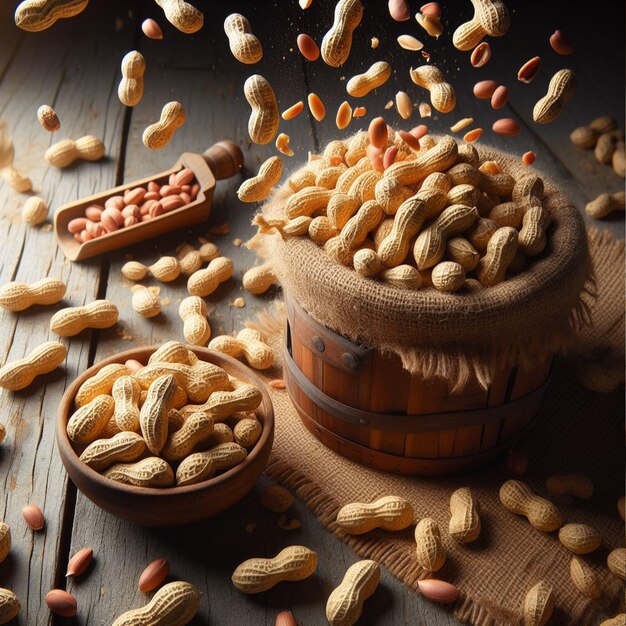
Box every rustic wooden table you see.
[0,1,623,624]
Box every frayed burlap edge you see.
[248,137,595,393]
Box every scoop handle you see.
[202,140,244,180]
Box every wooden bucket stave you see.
[283,293,551,476]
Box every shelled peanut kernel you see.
[67,342,264,488]
[67,168,199,243]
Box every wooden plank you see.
[297,344,325,428]
[404,374,447,458]
[322,361,360,441]
[368,352,410,413]
[367,353,408,456]
[404,430,440,459]
[438,430,458,459]
[368,428,407,456]
[299,344,317,383]
[481,366,511,451]
[357,357,373,408]
[499,354,553,444]
[321,354,356,406]
[442,374,489,412]
[446,378,487,457]
[407,373,450,414]
[450,424,483,457]
[356,361,374,445]
[288,320,318,429]
[295,382,316,428]
[0,2,136,623]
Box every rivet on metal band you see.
[311,335,325,352]
[342,352,358,369]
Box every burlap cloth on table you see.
[247,231,624,625]
[248,138,594,393]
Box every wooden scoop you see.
[54,140,244,261]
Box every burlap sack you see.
[249,136,594,391]
[246,227,625,626]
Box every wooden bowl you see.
[55,346,274,527]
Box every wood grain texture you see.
[0,1,136,623]
[0,0,620,624]
[63,1,374,623]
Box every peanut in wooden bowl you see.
[55,346,274,527]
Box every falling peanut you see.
[321,0,364,68]
[15,0,89,31]
[346,61,392,98]
[224,13,263,64]
[237,156,282,202]
[154,0,203,34]
[118,50,145,107]
[409,65,456,113]
[244,75,279,144]
[533,69,576,124]
[452,0,510,51]
[142,101,186,150]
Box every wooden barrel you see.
[282,293,552,476]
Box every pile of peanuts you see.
[231,472,625,625]
[253,129,549,293]
[66,167,199,243]
[2,470,622,625]
[65,341,264,488]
